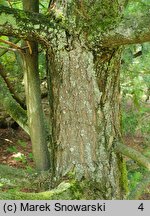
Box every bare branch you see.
[0,45,17,52]
[0,38,20,57]
[0,38,22,50]
[7,0,13,8]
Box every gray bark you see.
[0,1,150,199]
[46,36,127,199]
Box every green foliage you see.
[128,170,143,190]
[0,0,9,7]
[8,0,22,9]
[0,164,36,193]
[121,43,150,138]
[121,41,150,198]
[124,0,150,16]
[5,138,33,168]
[0,178,12,188]
[13,153,27,164]
[122,104,150,139]
[0,164,26,178]
[6,145,18,153]
[122,109,138,135]
[121,44,150,101]
[28,152,33,160]
[69,180,82,199]
[17,139,27,148]
[0,37,25,98]
[127,157,149,193]
[0,165,87,200]
[143,148,150,158]
[0,164,28,192]
[39,0,49,13]
[127,164,148,194]
[25,165,34,174]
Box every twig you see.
[0,38,20,57]
[0,45,17,52]
[7,0,13,8]
[26,41,32,55]
[0,38,22,50]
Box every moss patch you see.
[0,165,83,200]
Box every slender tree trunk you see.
[22,0,50,171]
[47,37,128,199]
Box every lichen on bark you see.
[2,0,150,199]
[46,30,127,198]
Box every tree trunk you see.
[22,0,50,171]
[47,37,128,199]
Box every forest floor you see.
[0,127,34,169]
[0,126,150,199]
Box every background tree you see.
[22,0,50,171]
[0,0,150,199]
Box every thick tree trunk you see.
[47,38,128,199]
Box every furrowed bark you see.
[47,35,128,199]
[0,1,150,200]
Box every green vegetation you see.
[121,42,150,198]
[0,164,82,200]
[0,0,150,199]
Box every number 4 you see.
[138,203,144,211]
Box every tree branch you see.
[0,38,22,50]
[1,5,150,48]
[0,45,17,52]
[115,142,150,171]
[0,63,26,110]
[0,73,29,134]
[0,38,20,57]
[0,5,55,47]
[102,11,150,47]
